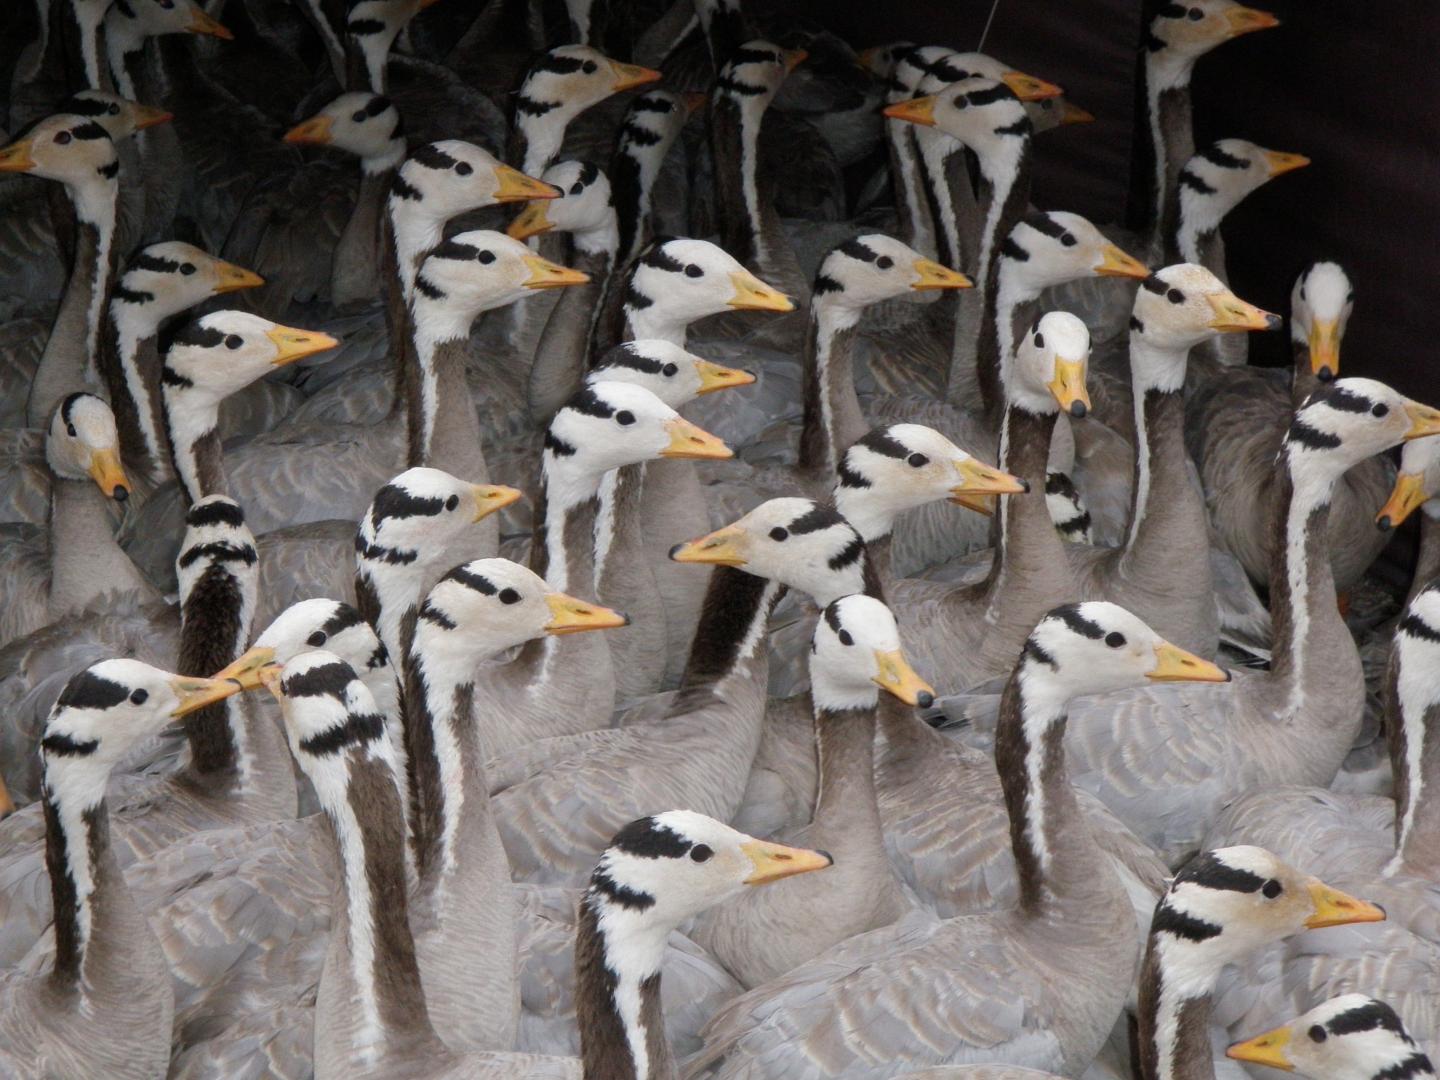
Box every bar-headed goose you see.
[1228,996,1435,1080]
[690,602,1226,1079]
[0,659,247,1080]
[611,88,694,267]
[1377,435,1440,603]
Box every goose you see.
[687,601,1228,1080]
[1039,379,1440,865]
[1227,996,1435,1080]
[611,87,695,267]
[342,0,441,92]
[1376,435,1440,602]
[0,659,248,1080]
[264,648,828,1079]
[1189,262,1392,593]
[690,593,931,989]
[1131,847,1385,1080]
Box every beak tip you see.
[1377,516,1393,532]
[1264,314,1284,332]
[113,485,129,502]
[915,691,934,709]
[1316,366,1334,382]
[1069,401,1088,419]
[667,542,685,561]
[1018,478,1032,494]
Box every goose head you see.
[507,160,616,249]
[0,114,117,220]
[391,141,558,218]
[516,46,661,133]
[588,341,755,409]
[115,242,263,327]
[1292,261,1354,385]
[1131,265,1278,379]
[545,381,732,481]
[1179,139,1309,239]
[882,76,1030,160]
[104,0,232,56]
[714,40,806,113]
[46,393,130,501]
[58,91,172,140]
[835,423,1027,540]
[813,234,971,317]
[357,467,521,565]
[163,311,338,411]
[1377,435,1440,531]
[857,41,916,86]
[670,497,868,606]
[1146,0,1278,88]
[628,237,794,329]
[284,92,405,174]
[912,50,1061,104]
[175,496,257,609]
[1008,311,1092,418]
[1286,379,1440,484]
[812,594,934,710]
[1228,995,1434,1080]
[1146,846,1383,983]
[346,0,437,88]
[1002,211,1150,292]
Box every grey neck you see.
[1386,643,1440,876]
[797,302,865,477]
[48,477,155,616]
[529,244,613,424]
[812,702,883,837]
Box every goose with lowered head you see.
[1376,434,1440,602]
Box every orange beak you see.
[283,114,334,145]
[187,4,233,39]
[132,104,174,130]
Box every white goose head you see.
[627,237,793,330]
[1145,0,1278,88]
[357,467,521,566]
[391,141,558,219]
[812,594,934,710]
[1228,995,1434,1080]
[1377,435,1440,532]
[46,393,130,501]
[882,76,1030,160]
[507,160,615,250]
[114,242,263,327]
[911,50,1061,104]
[246,599,391,678]
[545,381,732,479]
[835,423,1026,541]
[0,114,118,220]
[812,234,971,314]
[1001,211,1150,293]
[515,46,661,138]
[103,0,231,68]
[283,92,405,174]
[1132,264,1279,369]
[1179,139,1309,240]
[1292,261,1354,385]
[670,497,868,606]
[616,87,691,162]
[58,91,172,141]
[588,341,754,409]
[1009,310,1092,418]
[163,311,338,409]
[1285,379,1440,487]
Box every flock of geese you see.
[0,0,1437,1077]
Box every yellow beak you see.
[1303,878,1386,929]
[131,104,173,130]
[210,259,265,294]
[1226,1026,1294,1072]
[871,649,934,706]
[951,493,995,516]
[1059,100,1095,125]
[782,48,808,73]
[1095,244,1150,279]
[170,675,247,718]
[661,416,733,460]
[1376,471,1428,531]
[1000,70,1063,102]
[727,270,794,313]
[207,645,279,691]
[507,201,554,240]
[265,325,339,366]
[1147,641,1231,683]
[1225,5,1280,36]
[882,95,937,126]
[543,592,629,635]
[87,447,131,500]
[609,60,663,92]
[740,839,833,885]
[1307,318,1340,379]
[493,165,561,203]
[283,114,334,145]
[694,359,756,395]
[1046,357,1091,418]
[1403,399,1440,441]
[1206,291,1281,333]
[951,457,1028,498]
[669,524,748,566]
[521,254,590,289]
[471,484,522,521]
[187,4,233,38]
[1263,149,1310,177]
[911,259,973,291]
[0,138,36,173]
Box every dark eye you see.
[1308,1026,1327,1043]
[1034,332,1045,349]
[582,60,598,74]
[569,181,584,195]
[66,423,78,437]
[130,688,148,704]
[685,264,703,278]
[180,262,195,275]
[225,334,242,349]
[55,131,72,145]
[1061,233,1077,247]
[1187,6,1203,18]
[499,587,521,604]
[907,453,928,468]
[352,110,367,123]
[769,527,788,541]
[661,362,678,377]
[1262,879,1283,898]
[690,843,713,862]
[1105,632,1126,648]
[953,95,968,109]
[616,410,635,426]
[838,629,854,646]
[455,161,472,176]
[307,631,327,647]
[445,494,459,510]
[477,250,495,264]
[876,255,893,270]
[1167,289,1185,304]
[108,103,120,115]
[1372,403,1389,418]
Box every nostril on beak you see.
[1069,401,1087,419]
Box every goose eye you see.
[1308,1025,1327,1043]
[1166,288,1185,304]
[1262,878,1282,898]
[130,688,148,704]
[1061,233,1077,247]
[616,410,635,426]
[1187,6,1203,18]
[1372,403,1389,418]
[55,131,72,145]
[477,250,495,264]
[455,161,473,176]
[66,423,78,437]
[352,110,367,123]
[1104,632,1126,648]
[180,262,195,275]
[499,587,521,604]
[582,60,598,74]
[159,0,174,8]
[569,181,584,195]
[307,631,327,647]
[225,334,242,349]
[690,843,713,862]
[685,264,703,278]
[108,103,120,115]
[769,526,788,541]
[837,629,854,646]
[661,363,678,377]
[876,255,894,270]
[907,452,928,468]
[445,494,459,510]
[1034,332,1045,348]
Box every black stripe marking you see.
[418,602,456,630]
[1375,1056,1434,1080]
[1000,236,1030,262]
[544,430,576,456]
[111,284,154,305]
[1200,144,1250,170]
[410,143,460,171]
[42,732,101,757]
[59,392,89,426]
[282,660,357,700]
[1329,999,1408,1037]
[812,273,843,295]
[370,484,446,523]
[132,252,184,276]
[299,711,385,756]
[828,536,864,571]
[1057,512,1092,536]
[354,536,419,565]
[788,504,845,535]
[1150,900,1222,942]
[169,322,228,350]
[177,540,257,570]
[596,343,665,375]
[57,669,131,711]
[623,280,653,311]
[1180,850,1265,893]
[837,237,880,263]
[621,121,663,148]
[1022,637,1058,670]
[412,275,444,301]
[565,385,616,420]
[391,173,421,200]
[576,160,600,187]
[529,52,586,76]
[837,460,871,488]
[185,499,246,528]
[1140,275,1169,296]
[445,565,498,595]
[346,17,385,35]
[854,428,909,460]
[590,867,655,911]
[993,118,1031,137]
[1130,316,1145,334]
[964,84,1017,108]
[630,96,675,114]
[364,95,392,118]
[320,603,367,639]
[1049,603,1105,640]
[70,121,108,140]
[96,160,119,179]
[1398,612,1440,645]
[1287,417,1343,451]
[160,365,193,389]
[1322,385,1377,414]
[611,816,692,858]
[640,242,686,274]
[515,95,559,117]
[1177,169,1216,195]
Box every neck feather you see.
[798,303,863,476]
[576,896,674,1080]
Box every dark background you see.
[777,0,1440,402]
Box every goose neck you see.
[679,566,783,690]
[177,563,257,783]
[1387,634,1440,876]
[533,471,601,596]
[977,257,1037,418]
[1124,342,1192,555]
[622,296,689,345]
[1289,340,1322,409]
[354,550,428,673]
[709,94,764,268]
[812,702,882,829]
[798,301,864,476]
[1146,66,1194,257]
[387,198,446,301]
[162,386,225,503]
[102,16,146,96]
[46,477,147,617]
[983,404,1062,599]
[108,300,171,483]
[515,107,573,177]
[576,895,675,1080]
[1138,940,1223,1080]
[43,781,107,986]
[973,137,1030,294]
